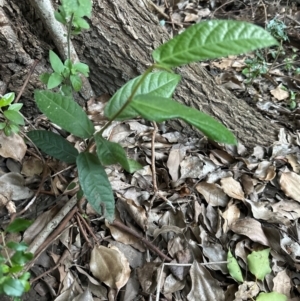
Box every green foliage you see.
[152,20,278,68]
[27,130,79,163]
[0,92,24,136]
[31,0,278,223]
[227,249,287,300]
[34,90,94,139]
[0,219,33,300]
[77,153,115,222]
[242,53,268,82]
[256,292,287,301]
[227,250,243,282]
[266,18,288,42]
[247,248,271,280]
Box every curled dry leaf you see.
[220,177,245,201]
[0,132,27,161]
[222,200,240,232]
[279,172,300,202]
[196,182,229,207]
[90,245,131,290]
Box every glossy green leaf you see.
[34,90,94,138]
[0,92,15,107]
[152,20,278,68]
[130,95,236,144]
[227,250,243,282]
[3,278,24,297]
[256,292,287,301]
[27,130,78,163]
[3,110,24,125]
[247,248,271,280]
[77,153,115,222]
[6,219,32,233]
[49,50,64,74]
[6,242,28,252]
[47,72,63,89]
[104,71,181,120]
[95,133,142,173]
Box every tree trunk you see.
[1,0,280,149]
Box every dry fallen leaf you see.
[279,172,300,202]
[196,182,229,207]
[0,132,27,161]
[220,177,245,201]
[90,245,131,290]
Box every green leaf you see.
[9,265,24,273]
[130,95,236,144]
[47,72,63,89]
[104,71,181,120]
[0,92,15,107]
[77,153,115,222]
[3,110,24,125]
[256,292,287,301]
[49,50,65,74]
[39,73,51,84]
[27,130,78,164]
[247,248,271,280]
[95,133,142,173]
[6,242,28,252]
[62,0,79,17]
[54,11,66,24]
[6,219,32,233]
[152,20,278,68]
[11,251,33,266]
[77,0,92,17]
[73,17,90,30]
[3,278,24,297]
[34,90,94,139]
[0,122,6,130]
[227,250,243,282]
[9,124,20,134]
[73,62,89,76]
[70,74,82,91]
[9,103,23,111]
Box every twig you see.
[75,213,92,248]
[111,219,172,262]
[151,122,158,191]
[14,59,39,104]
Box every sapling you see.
[28,0,278,223]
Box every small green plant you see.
[266,18,288,42]
[242,52,269,83]
[227,249,287,301]
[27,0,278,222]
[0,93,24,136]
[0,219,33,301]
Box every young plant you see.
[0,219,33,301]
[227,249,287,301]
[27,0,278,222]
[0,93,24,136]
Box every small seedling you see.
[27,0,278,223]
[227,249,287,301]
[0,93,24,136]
[0,218,33,301]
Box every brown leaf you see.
[279,172,300,202]
[90,245,131,290]
[0,132,26,161]
[230,218,269,246]
[187,261,225,301]
[196,182,229,207]
[220,177,245,201]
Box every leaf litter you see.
[1,0,300,300]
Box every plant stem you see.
[67,14,74,62]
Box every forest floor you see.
[1,0,300,300]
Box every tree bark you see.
[1,0,281,149]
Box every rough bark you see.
[1,0,281,148]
